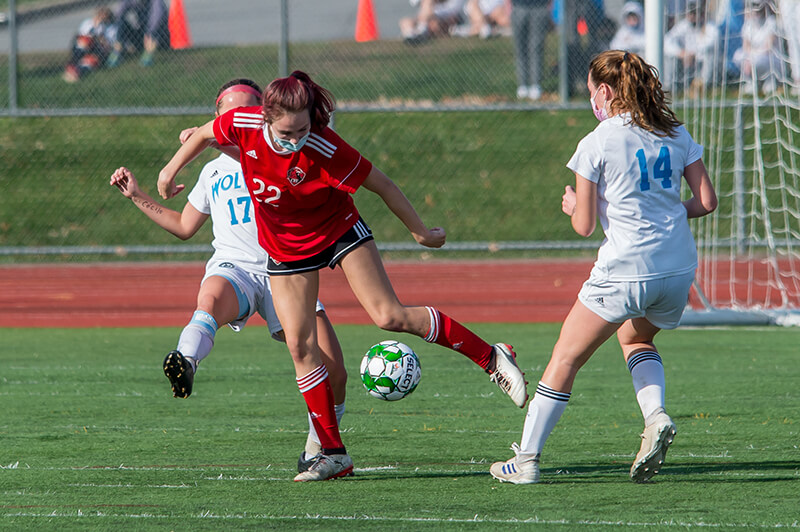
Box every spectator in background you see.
[733,0,784,94]
[609,1,646,56]
[106,0,169,67]
[715,0,745,79]
[62,6,116,83]
[663,0,721,93]
[399,0,466,44]
[666,0,688,29]
[452,0,512,38]
[779,0,800,94]
[510,0,552,101]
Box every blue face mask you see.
[271,126,310,152]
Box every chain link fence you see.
[0,0,697,262]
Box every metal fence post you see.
[558,0,568,103]
[279,0,289,77]
[8,0,18,114]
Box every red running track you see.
[0,260,595,328]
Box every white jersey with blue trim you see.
[187,154,268,275]
[566,113,704,281]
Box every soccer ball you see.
[360,341,421,401]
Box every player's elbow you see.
[572,218,595,238]
[702,194,718,215]
[171,227,197,241]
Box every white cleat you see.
[293,453,354,482]
[489,343,529,408]
[490,443,540,484]
[630,409,677,483]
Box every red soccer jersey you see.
[213,106,373,262]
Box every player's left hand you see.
[157,168,185,199]
[179,127,199,144]
[415,226,446,248]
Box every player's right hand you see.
[415,226,446,248]
[110,167,139,199]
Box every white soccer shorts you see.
[577,270,695,330]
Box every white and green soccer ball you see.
[360,340,421,401]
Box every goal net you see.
[665,0,800,325]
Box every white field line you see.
[8,462,796,479]
[65,483,194,489]
[2,511,799,528]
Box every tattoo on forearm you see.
[133,196,164,215]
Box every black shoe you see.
[297,451,319,473]
[163,350,194,398]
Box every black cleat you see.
[163,350,194,398]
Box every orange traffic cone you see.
[355,0,379,42]
[169,0,192,50]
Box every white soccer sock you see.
[306,402,345,457]
[519,382,570,456]
[627,350,665,422]
[176,310,218,370]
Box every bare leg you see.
[540,300,621,392]
[338,241,430,335]
[270,271,323,375]
[196,275,241,326]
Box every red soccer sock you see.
[423,306,493,370]
[297,365,344,452]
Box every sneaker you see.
[490,443,540,484]
[293,453,354,482]
[105,50,121,68]
[297,451,318,473]
[449,24,473,38]
[140,51,154,67]
[163,350,195,398]
[630,409,676,483]
[488,343,529,408]
[403,29,430,45]
[526,85,542,101]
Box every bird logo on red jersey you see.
[287,167,306,186]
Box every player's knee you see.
[283,335,312,362]
[372,311,406,332]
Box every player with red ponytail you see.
[157,70,528,482]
